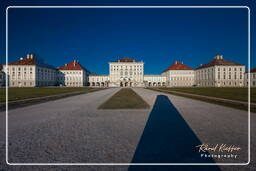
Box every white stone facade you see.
[108,58,144,87]
[58,60,90,87]
[89,75,109,87]
[2,55,248,88]
[87,56,246,88]
[3,54,57,87]
[195,55,245,87]
[58,70,87,87]
[166,70,194,87]
[144,75,166,87]
[245,69,256,87]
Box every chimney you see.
[27,54,30,59]
[65,64,67,66]
[215,55,223,60]
[200,64,203,66]
[175,61,177,64]
[30,54,34,59]
[20,57,23,60]
[182,61,183,64]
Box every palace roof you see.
[163,61,193,72]
[195,55,242,70]
[251,68,256,73]
[6,54,56,69]
[9,57,36,65]
[246,68,256,73]
[113,57,140,63]
[58,60,85,70]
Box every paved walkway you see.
[0,88,254,171]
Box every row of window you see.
[170,71,193,74]
[10,81,34,86]
[10,76,33,80]
[246,73,256,79]
[199,81,243,86]
[61,71,83,74]
[217,73,243,80]
[197,72,243,80]
[62,77,82,81]
[217,67,243,72]
[170,77,193,81]
[111,68,142,71]
[246,81,256,86]
[197,67,243,73]
[37,69,55,74]
[7,67,33,71]
[111,65,142,69]
[119,72,142,75]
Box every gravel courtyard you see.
[0,88,254,171]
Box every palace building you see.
[58,60,90,87]
[2,54,57,87]
[108,58,144,87]
[162,61,194,87]
[1,54,247,88]
[195,55,245,87]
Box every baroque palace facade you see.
[1,53,255,88]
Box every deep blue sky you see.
[0,0,254,75]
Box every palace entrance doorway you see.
[120,82,133,87]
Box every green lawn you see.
[0,87,98,102]
[157,87,255,103]
[149,87,256,112]
[99,88,149,109]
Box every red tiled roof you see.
[59,61,85,70]
[246,68,256,73]
[195,58,242,70]
[250,68,256,73]
[114,57,140,62]
[8,57,36,65]
[5,56,56,69]
[163,61,193,72]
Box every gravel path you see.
[0,87,254,171]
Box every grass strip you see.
[157,87,255,103]
[148,88,256,113]
[99,88,149,109]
